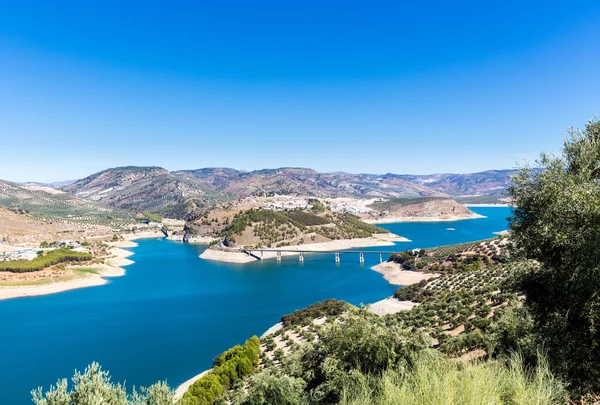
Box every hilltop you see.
[363,197,481,223]
[391,169,516,196]
[62,166,224,219]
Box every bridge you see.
[242,248,396,263]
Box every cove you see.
[0,206,510,404]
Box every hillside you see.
[0,179,134,226]
[63,166,225,219]
[177,167,444,198]
[391,169,517,196]
[363,197,479,222]
[0,206,115,246]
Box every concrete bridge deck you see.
[243,248,397,263]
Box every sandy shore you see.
[167,234,215,244]
[465,204,510,207]
[199,233,410,263]
[0,245,134,301]
[367,297,418,316]
[371,261,439,286]
[125,231,164,240]
[174,369,212,401]
[364,213,485,224]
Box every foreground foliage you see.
[340,352,566,405]
[509,118,600,393]
[180,336,260,405]
[31,362,173,405]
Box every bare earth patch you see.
[367,297,418,316]
[371,261,440,286]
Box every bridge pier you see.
[379,253,382,263]
[299,252,304,262]
[277,251,281,261]
[359,252,364,263]
[261,250,263,258]
[335,253,340,263]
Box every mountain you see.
[20,180,77,189]
[62,166,224,218]
[176,167,444,198]
[390,169,517,196]
[54,166,517,220]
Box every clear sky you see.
[1,1,600,182]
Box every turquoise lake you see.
[0,207,510,404]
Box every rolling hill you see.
[62,166,225,219]
[0,179,134,225]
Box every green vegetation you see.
[220,208,387,248]
[286,211,330,226]
[281,299,348,327]
[308,198,327,212]
[180,336,260,405]
[142,212,162,223]
[509,117,600,393]
[389,237,508,273]
[341,352,565,405]
[31,362,173,405]
[0,248,92,273]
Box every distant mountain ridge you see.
[57,166,515,219]
[390,170,516,196]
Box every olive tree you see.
[508,117,600,392]
[31,362,173,405]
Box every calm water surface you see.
[0,207,510,404]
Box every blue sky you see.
[1,1,600,182]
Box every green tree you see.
[31,362,173,405]
[233,369,306,405]
[508,117,600,392]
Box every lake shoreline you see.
[0,232,164,301]
[363,213,485,224]
[370,261,440,286]
[199,233,410,263]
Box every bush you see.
[233,369,306,405]
[183,336,260,404]
[281,300,348,327]
[340,352,566,405]
[31,362,173,405]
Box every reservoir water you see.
[0,207,510,404]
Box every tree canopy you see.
[509,118,600,392]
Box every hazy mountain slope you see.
[390,170,517,196]
[0,179,133,224]
[62,166,222,218]
[20,180,77,188]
